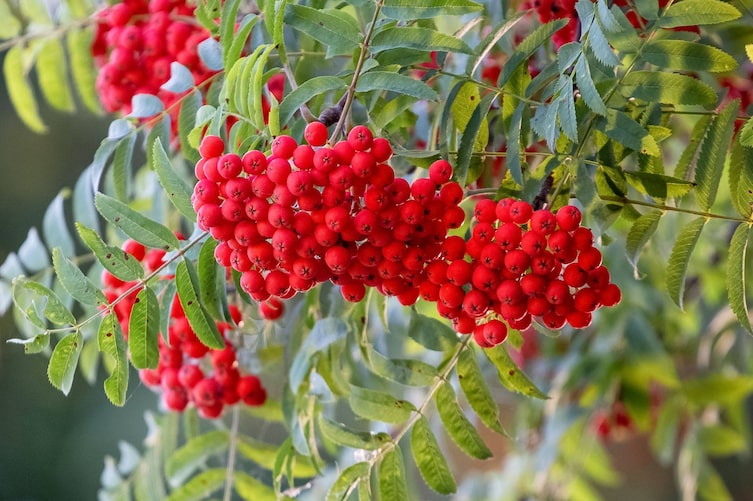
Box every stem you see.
[222,405,241,501]
[0,16,97,53]
[329,0,384,142]
[598,195,751,223]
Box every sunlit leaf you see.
[318,416,391,450]
[382,0,482,19]
[52,248,107,306]
[95,193,181,251]
[371,27,472,54]
[457,348,504,434]
[484,343,548,399]
[175,259,225,349]
[349,385,416,424]
[657,0,740,28]
[620,71,717,108]
[694,100,737,211]
[128,287,160,370]
[284,5,361,56]
[165,430,229,487]
[435,381,493,459]
[76,223,144,281]
[165,468,225,501]
[726,223,752,333]
[4,45,47,133]
[410,415,456,494]
[35,37,75,112]
[666,216,706,310]
[325,462,369,501]
[356,71,439,101]
[625,209,662,274]
[641,41,737,73]
[152,138,196,222]
[98,312,129,406]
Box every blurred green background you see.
[0,75,155,500]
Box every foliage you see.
[2,0,753,500]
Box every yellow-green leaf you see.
[4,45,47,133]
[35,37,75,112]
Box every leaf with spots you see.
[76,223,144,281]
[666,216,706,310]
[407,310,459,351]
[52,247,107,307]
[349,385,416,424]
[165,468,226,501]
[318,416,392,450]
[457,348,505,434]
[325,461,370,501]
[98,312,129,406]
[435,381,493,460]
[364,344,438,387]
[726,223,752,334]
[4,45,47,133]
[94,193,180,251]
[175,259,224,350]
[12,276,76,327]
[233,471,276,501]
[484,343,548,399]
[47,330,83,395]
[410,415,457,494]
[128,286,160,370]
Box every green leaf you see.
[697,459,732,501]
[455,92,495,185]
[506,101,525,186]
[699,424,748,457]
[740,117,753,149]
[0,1,21,38]
[729,140,753,218]
[98,312,129,406]
[227,14,259,70]
[484,343,548,399]
[95,193,181,251]
[198,38,223,71]
[284,5,361,56]
[650,397,681,464]
[165,430,229,487]
[365,345,438,386]
[52,247,107,306]
[67,28,101,114]
[694,100,737,211]
[349,385,416,424]
[7,333,50,355]
[382,0,482,19]
[234,472,276,501]
[666,216,706,309]
[319,416,391,450]
[128,287,161,370]
[468,14,526,76]
[175,259,225,349]
[620,71,717,108]
[436,381,493,460]
[675,114,712,180]
[410,415,456,494]
[574,54,607,115]
[76,223,144,281]
[378,446,409,500]
[640,41,737,73]
[356,71,439,101]
[129,94,164,118]
[498,19,568,86]
[4,45,47,133]
[238,435,316,477]
[594,109,659,156]
[18,227,49,272]
[407,310,459,351]
[683,374,753,407]
[371,27,472,54]
[624,171,695,199]
[152,138,196,222]
[625,209,662,274]
[179,90,202,164]
[165,468,225,501]
[456,348,504,434]
[48,330,83,395]
[43,190,75,258]
[326,462,369,501]
[220,0,242,65]
[73,166,101,234]
[657,0,740,28]
[726,223,752,333]
[197,238,223,320]
[289,317,348,393]
[279,77,346,126]
[13,276,76,327]
[35,37,75,112]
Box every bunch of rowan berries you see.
[92,0,217,115]
[434,198,622,347]
[101,238,267,419]
[192,124,466,314]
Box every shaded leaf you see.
[198,37,223,71]
[410,416,456,494]
[52,247,107,306]
[382,0,482,19]
[657,0,740,28]
[18,227,50,273]
[457,348,504,434]
[694,100,737,211]
[625,209,662,273]
[574,53,607,115]
[234,472,276,501]
[279,77,346,125]
[161,62,195,93]
[43,190,75,258]
[284,5,361,56]
[13,276,76,327]
[349,385,416,424]
[371,27,472,54]
[319,416,391,450]
[129,94,164,118]
[76,223,144,281]
[666,216,706,310]
[165,468,225,501]
[498,19,568,86]
[175,259,225,349]
[48,330,83,395]
[165,430,229,487]
[594,109,659,156]
[289,317,348,393]
[455,92,495,185]
[326,462,369,501]
[152,138,196,221]
[620,71,717,108]
[624,171,695,199]
[378,446,409,500]
[366,345,438,386]
[407,310,459,351]
[356,71,439,101]
[699,424,748,457]
[726,223,752,333]
[641,41,737,73]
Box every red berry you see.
[347,125,373,151]
[199,135,225,158]
[304,121,328,146]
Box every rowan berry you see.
[304,121,328,147]
[347,125,373,151]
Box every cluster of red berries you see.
[192,124,467,314]
[101,238,266,419]
[437,199,621,347]
[92,0,216,115]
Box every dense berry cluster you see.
[192,124,466,314]
[436,199,621,347]
[92,0,216,115]
[101,239,266,419]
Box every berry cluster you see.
[192,124,466,310]
[101,239,266,419]
[437,199,621,347]
[92,0,216,115]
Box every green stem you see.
[0,16,96,53]
[598,195,751,223]
[329,0,384,143]
[222,405,241,501]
